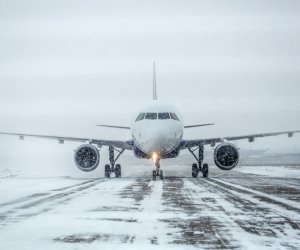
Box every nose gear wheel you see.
[152,158,164,180]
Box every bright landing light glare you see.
[152,152,158,162]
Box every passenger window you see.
[170,113,179,121]
[135,113,145,122]
[145,113,157,120]
[158,113,170,119]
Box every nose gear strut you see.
[152,158,163,180]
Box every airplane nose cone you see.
[138,124,182,155]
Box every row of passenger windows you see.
[135,112,180,121]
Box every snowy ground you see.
[0,166,299,250]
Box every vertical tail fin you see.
[153,61,158,100]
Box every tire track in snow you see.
[54,178,166,246]
[190,178,300,249]
[115,178,169,245]
[0,179,105,228]
[129,180,166,245]
[212,175,300,203]
[0,179,100,208]
[160,177,239,249]
[208,178,300,214]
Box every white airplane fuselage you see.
[131,101,184,159]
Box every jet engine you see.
[74,144,100,172]
[214,143,239,170]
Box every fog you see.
[0,1,300,176]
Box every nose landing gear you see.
[152,159,163,180]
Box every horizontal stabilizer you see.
[96,124,130,130]
[184,123,214,129]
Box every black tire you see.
[203,163,208,178]
[152,170,157,180]
[105,164,111,178]
[159,170,164,180]
[192,163,198,178]
[115,164,121,178]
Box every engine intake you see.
[74,144,100,172]
[214,143,239,170]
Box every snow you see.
[236,165,300,178]
[0,165,299,249]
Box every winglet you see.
[153,61,158,100]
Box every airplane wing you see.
[184,123,214,129]
[96,124,130,129]
[0,132,133,150]
[180,130,300,149]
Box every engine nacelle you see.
[214,143,239,170]
[74,144,100,172]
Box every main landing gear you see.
[152,158,163,181]
[105,146,125,178]
[188,145,209,178]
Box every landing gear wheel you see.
[115,164,121,178]
[105,164,111,178]
[192,163,199,178]
[203,163,208,178]
[159,170,164,180]
[152,170,157,181]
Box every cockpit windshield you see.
[145,113,157,120]
[135,113,145,122]
[170,112,179,121]
[158,113,170,119]
[136,112,179,121]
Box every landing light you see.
[152,152,158,162]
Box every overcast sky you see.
[0,0,300,152]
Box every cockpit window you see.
[145,113,157,120]
[170,112,179,121]
[158,113,170,119]
[135,113,145,122]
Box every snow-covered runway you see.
[0,167,299,250]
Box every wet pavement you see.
[0,168,299,249]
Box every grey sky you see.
[0,0,300,152]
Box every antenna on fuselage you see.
[153,61,158,100]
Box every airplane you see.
[0,62,299,180]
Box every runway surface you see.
[0,166,299,250]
